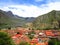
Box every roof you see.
[30,38,38,44]
[45,31,54,36]
[36,43,47,45]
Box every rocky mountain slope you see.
[32,10,60,30]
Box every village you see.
[1,27,60,45]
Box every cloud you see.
[0,5,42,17]
[42,2,60,10]
[8,5,42,17]
[0,1,60,17]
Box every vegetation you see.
[28,30,35,39]
[0,10,35,29]
[48,38,60,45]
[19,41,30,45]
[1,9,60,30]
[0,32,15,45]
[32,10,60,30]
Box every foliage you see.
[32,10,60,30]
[0,32,15,45]
[0,10,35,29]
[19,41,30,45]
[28,31,35,39]
[48,38,60,45]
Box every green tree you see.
[48,39,55,45]
[48,39,60,45]
[28,31,35,39]
[0,32,15,45]
[19,41,30,45]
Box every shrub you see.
[19,41,30,45]
[0,32,15,45]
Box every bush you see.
[28,31,35,39]
[0,32,15,45]
[48,39,55,45]
[48,39,60,45]
[19,41,30,45]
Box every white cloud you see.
[0,2,60,17]
[0,5,42,17]
[41,2,60,11]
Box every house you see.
[30,38,39,44]
[45,30,54,37]
[36,42,48,45]
[2,28,60,45]
[12,33,30,45]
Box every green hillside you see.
[32,10,60,30]
[0,10,35,29]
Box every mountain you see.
[0,10,35,29]
[25,17,35,22]
[32,10,60,30]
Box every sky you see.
[0,0,60,17]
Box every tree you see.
[19,41,30,45]
[0,32,15,45]
[28,30,35,39]
[48,38,60,45]
[48,39,55,45]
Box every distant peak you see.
[51,10,56,12]
[51,10,60,12]
[7,11,12,13]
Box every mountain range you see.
[0,10,35,29]
[0,9,60,30]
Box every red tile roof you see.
[30,38,38,44]
[36,43,47,45]
[45,31,54,36]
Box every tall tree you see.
[0,32,15,45]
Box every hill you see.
[32,10,60,30]
[0,10,35,29]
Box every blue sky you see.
[0,0,60,17]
